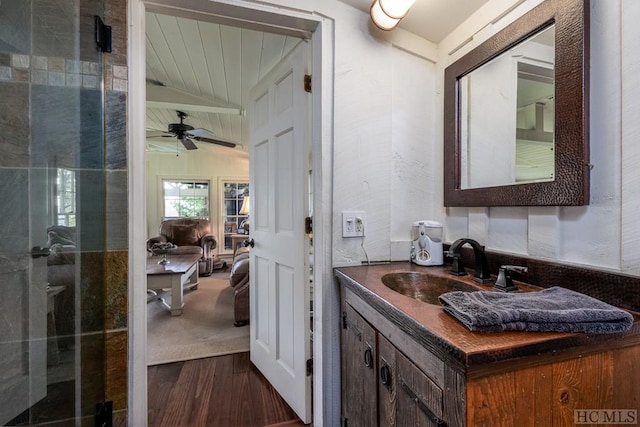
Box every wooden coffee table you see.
[146,253,200,316]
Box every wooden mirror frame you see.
[444,0,590,206]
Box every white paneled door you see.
[248,40,311,423]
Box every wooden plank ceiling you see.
[145,12,300,153]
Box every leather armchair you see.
[147,218,225,276]
[229,246,250,326]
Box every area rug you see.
[147,272,249,366]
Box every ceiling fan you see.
[150,110,237,150]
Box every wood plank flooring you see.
[148,352,308,427]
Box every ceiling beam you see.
[146,84,244,115]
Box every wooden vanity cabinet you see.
[337,265,640,427]
[341,300,451,427]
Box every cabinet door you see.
[378,335,397,427]
[378,335,445,427]
[341,303,377,427]
[396,349,444,426]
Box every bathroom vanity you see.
[335,262,640,427]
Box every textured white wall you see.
[437,0,640,275]
[329,3,438,266]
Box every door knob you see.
[243,238,255,248]
[31,246,51,259]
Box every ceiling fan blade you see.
[180,137,198,150]
[186,128,215,138]
[191,136,237,148]
[146,130,175,138]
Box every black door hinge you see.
[95,400,113,427]
[304,74,312,93]
[306,358,313,376]
[95,16,112,53]
[305,216,313,234]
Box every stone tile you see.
[112,77,127,92]
[105,0,128,66]
[48,57,65,72]
[48,71,65,86]
[12,68,29,82]
[112,410,128,427]
[80,331,106,417]
[30,85,105,168]
[11,54,29,69]
[31,69,48,85]
[82,61,99,75]
[106,90,127,169]
[0,66,11,81]
[33,0,76,59]
[113,65,128,80]
[0,52,10,67]
[0,169,29,252]
[65,59,81,74]
[82,74,98,89]
[79,0,103,62]
[104,250,128,329]
[79,251,106,334]
[0,1,30,54]
[105,329,128,411]
[0,82,29,167]
[66,73,82,87]
[32,55,48,70]
[77,170,106,244]
[106,171,128,250]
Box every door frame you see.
[127,1,337,426]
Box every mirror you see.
[444,0,590,206]
[460,25,555,188]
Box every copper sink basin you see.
[381,272,479,305]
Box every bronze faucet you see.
[447,238,491,283]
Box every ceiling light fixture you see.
[370,0,416,31]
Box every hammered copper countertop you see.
[335,262,640,374]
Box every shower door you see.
[0,1,108,425]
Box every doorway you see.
[131,1,333,425]
[132,2,335,424]
[142,9,302,363]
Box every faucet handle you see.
[494,265,527,292]
[449,254,467,276]
[502,265,528,274]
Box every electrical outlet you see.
[342,211,365,237]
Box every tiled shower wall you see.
[0,0,129,423]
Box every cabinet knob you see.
[363,346,374,368]
[380,364,391,386]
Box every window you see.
[162,179,210,219]
[220,180,249,253]
[55,168,76,226]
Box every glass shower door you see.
[0,1,108,425]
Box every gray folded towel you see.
[438,286,634,333]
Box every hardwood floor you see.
[148,352,308,427]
